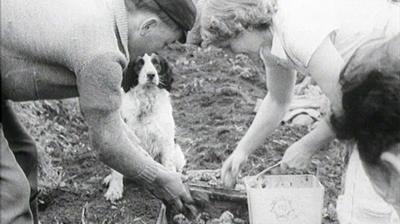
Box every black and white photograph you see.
[1,0,399,223]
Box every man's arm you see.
[74,53,195,214]
[76,53,163,181]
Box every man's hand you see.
[149,169,196,219]
[281,141,314,170]
[221,149,248,189]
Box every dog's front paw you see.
[103,173,124,202]
[102,174,113,186]
[104,181,123,202]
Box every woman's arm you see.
[301,118,336,151]
[279,37,343,170]
[281,118,336,169]
[239,37,343,158]
[221,60,296,188]
[236,63,296,156]
[307,36,344,114]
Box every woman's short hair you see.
[200,0,277,46]
[331,35,400,164]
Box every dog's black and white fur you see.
[103,53,186,202]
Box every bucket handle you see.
[253,161,322,181]
[254,162,282,180]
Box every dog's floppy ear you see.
[158,56,175,92]
[122,57,143,92]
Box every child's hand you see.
[281,141,315,170]
[221,149,248,189]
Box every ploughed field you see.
[13,43,345,224]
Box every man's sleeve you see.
[75,52,166,183]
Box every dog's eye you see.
[154,63,162,73]
[151,58,161,72]
[137,58,144,66]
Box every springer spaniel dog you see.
[103,53,186,202]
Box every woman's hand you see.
[221,149,248,188]
[281,140,315,170]
[281,120,336,170]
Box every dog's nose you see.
[147,73,155,80]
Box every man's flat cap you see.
[154,0,197,32]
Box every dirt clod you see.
[174,211,244,224]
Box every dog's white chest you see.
[104,54,186,203]
[120,87,175,156]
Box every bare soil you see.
[13,43,345,224]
